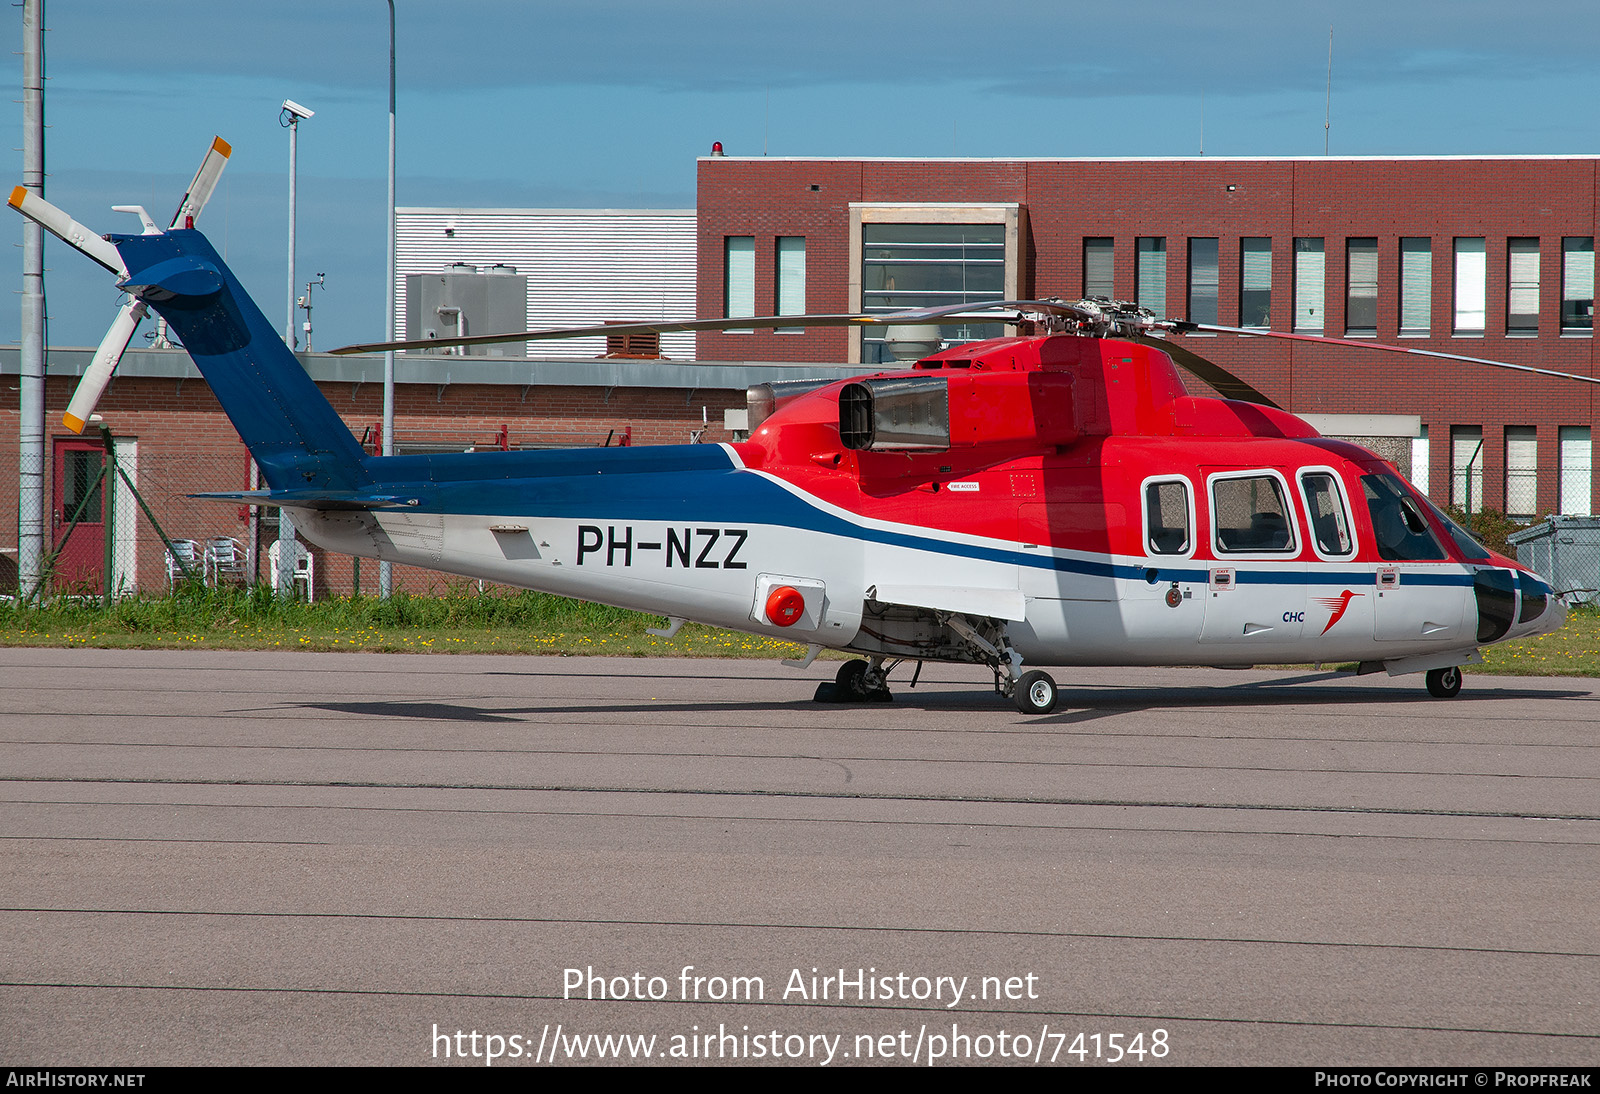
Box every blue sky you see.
[3,0,1597,351]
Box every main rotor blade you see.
[169,136,232,228]
[328,299,1082,356]
[7,186,126,276]
[1180,323,1600,386]
[63,301,146,433]
[1130,333,1282,408]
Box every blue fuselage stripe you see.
[353,451,1477,589]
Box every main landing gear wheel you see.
[813,658,893,703]
[1013,669,1059,715]
[1425,666,1463,698]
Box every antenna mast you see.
[1324,26,1333,155]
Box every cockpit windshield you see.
[1360,473,1446,561]
[1417,496,1493,560]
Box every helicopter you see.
[10,144,1577,715]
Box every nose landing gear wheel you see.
[1425,666,1463,698]
[1013,669,1058,714]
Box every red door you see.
[52,438,107,593]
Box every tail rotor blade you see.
[63,301,146,433]
[7,185,126,276]
[169,136,232,228]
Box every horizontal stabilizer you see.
[190,490,405,511]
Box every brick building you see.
[5,154,1596,597]
[694,155,1598,519]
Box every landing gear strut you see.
[945,613,1060,716]
[1425,666,1463,698]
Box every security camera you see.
[281,99,315,120]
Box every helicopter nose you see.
[1546,592,1570,633]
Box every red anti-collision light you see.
[765,586,804,627]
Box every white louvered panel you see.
[1454,238,1487,333]
[1135,238,1166,320]
[1400,238,1431,334]
[1564,240,1594,300]
[1294,238,1324,332]
[396,209,696,359]
[1083,238,1114,298]
[1241,240,1271,290]
[1560,426,1592,516]
[1508,238,1540,329]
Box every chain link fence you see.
[1511,518,1600,606]
[2,424,630,602]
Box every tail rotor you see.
[10,136,232,433]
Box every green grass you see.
[4,586,1598,676]
[0,584,812,658]
[1473,604,1600,676]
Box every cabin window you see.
[1360,473,1446,561]
[1144,480,1191,555]
[1300,472,1354,556]
[1212,474,1295,553]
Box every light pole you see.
[278,99,313,597]
[380,0,396,598]
[281,99,314,348]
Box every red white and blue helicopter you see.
[12,142,1577,714]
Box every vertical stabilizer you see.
[110,228,370,492]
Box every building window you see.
[1505,426,1538,520]
[724,236,754,333]
[775,236,805,333]
[1562,237,1594,334]
[1136,237,1166,320]
[1240,237,1271,329]
[1399,238,1431,336]
[1454,238,1486,334]
[860,223,1005,363]
[1346,238,1378,336]
[1293,238,1324,333]
[1187,238,1219,324]
[1083,237,1114,299]
[1451,426,1484,513]
[1507,238,1539,335]
[1560,426,1592,516]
